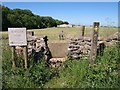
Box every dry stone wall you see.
[15,31,119,62]
[14,31,119,68]
[67,32,119,59]
[27,35,46,57]
[67,37,91,59]
[15,34,52,64]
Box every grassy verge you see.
[2,41,119,88]
[1,38,119,88]
[44,45,119,88]
[2,40,58,88]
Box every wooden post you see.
[27,31,34,36]
[81,26,85,37]
[90,22,100,64]
[23,46,28,69]
[32,31,34,36]
[12,46,16,68]
[118,28,120,48]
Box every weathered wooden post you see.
[90,22,100,64]
[23,46,28,69]
[11,46,16,68]
[8,28,28,69]
[43,36,52,65]
[81,26,85,37]
[27,31,34,36]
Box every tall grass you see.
[44,45,119,88]
[2,38,119,88]
[2,40,57,88]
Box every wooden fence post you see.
[81,26,85,37]
[12,46,16,68]
[23,46,28,69]
[90,22,100,64]
[27,31,34,36]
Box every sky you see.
[2,2,118,26]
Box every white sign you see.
[8,28,27,46]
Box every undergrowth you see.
[2,46,57,88]
[2,39,119,88]
[44,45,119,88]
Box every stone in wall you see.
[49,58,65,68]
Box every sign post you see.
[11,46,16,68]
[8,28,28,69]
[23,46,28,69]
[90,22,100,64]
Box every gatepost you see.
[90,22,100,64]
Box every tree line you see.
[2,5,69,31]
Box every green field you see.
[1,26,118,41]
[30,26,118,41]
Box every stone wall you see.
[15,31,119,64]
[15,34,52,63]
[27,35,45,57]
[67,32,119,59]
[67,37,91,59]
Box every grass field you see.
[1,26,118,41]
[31,27,118,41]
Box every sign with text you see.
[8,28,27,46]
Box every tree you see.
[2,6,11,30]
[63,21,69,24]
[2,5,69,31]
